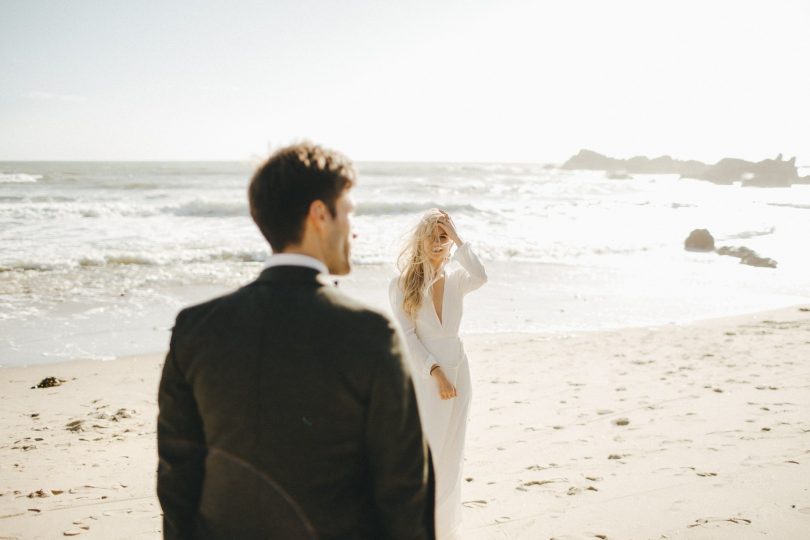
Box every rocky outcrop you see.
[562,150,705,177]
[716,245,778,268]
[716,246,757,259]
[684,229,715,251]
[701,157,797,187]
[562,150,808,187]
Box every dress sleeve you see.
[388,279,438,379]
[452,242,488,294]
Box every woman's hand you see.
[431,366,457,400]
[437,211,463,246]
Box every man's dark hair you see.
[249,142,356,252]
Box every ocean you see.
[2,161,809,366]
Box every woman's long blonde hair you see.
[397,209,449,320]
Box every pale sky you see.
[1,0,808,164]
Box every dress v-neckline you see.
[431,273,447,327]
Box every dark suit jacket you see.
[157,266,435,540]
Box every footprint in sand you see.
[550,536,604,540]
[526,464,557,471]
[65,420,87,432]
[687,516,751,528]
[519,480,557,490]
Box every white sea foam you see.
[721,227,776,240]
[767,202,810,210]
[169,198,247,218]
[0,173,42,183]
[355,201,480,216]
[78,254,161,267]
[0,261,57,272]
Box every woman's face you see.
[422,223,451,264]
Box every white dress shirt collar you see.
[263,253,329,275]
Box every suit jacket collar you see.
[255,265,333,287]
[263,253,329,275]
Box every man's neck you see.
[266,247,329,275]
[281,246,325,265]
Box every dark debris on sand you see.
[32,377,66,389]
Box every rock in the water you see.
[716,246,756,259]
[741,254,777,268]
[561,149,706,177]
[561,149,618,170]
[560,149,810,186]
[716,245,777,268]
[685,229,715,251]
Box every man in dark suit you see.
[157,143,435,539]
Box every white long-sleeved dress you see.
[389,242,487,540]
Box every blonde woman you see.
[389,209,487,540]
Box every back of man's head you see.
[249,142,356,252]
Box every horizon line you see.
[2,152,809,167]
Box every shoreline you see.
[4,256,809,368]
[115,301,810,360]
[6,301,810,369]
[2,304,809,538]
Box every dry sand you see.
[2,306,809,539]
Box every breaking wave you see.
[168,199,247,218]
[0,173,42,183]
[721,227,776,240]
[355,201,480,216]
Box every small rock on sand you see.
[33,377,66,389]
[613,418,630,426]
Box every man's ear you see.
[307,200,329,232]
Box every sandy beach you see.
[2,306,809,539]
